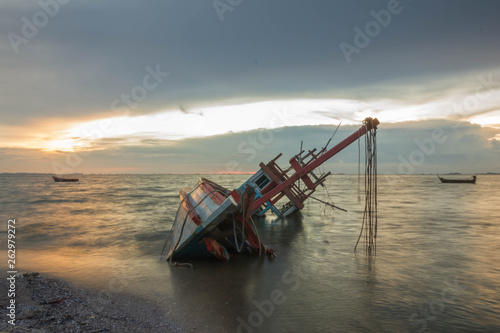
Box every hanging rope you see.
[249,216,262,257]
[357,129,361,202]
[355,118,377,254]
[320,122,342,155]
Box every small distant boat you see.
[437,175,476,184]
[52,176,79,182]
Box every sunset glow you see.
[466,110,500,128]
[29,90,500,154]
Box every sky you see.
[1,0,499,174]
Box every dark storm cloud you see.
[1,0,500,125]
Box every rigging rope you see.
[357,129,361,202]
[249,216,262,257]
[321,122,342,154]
[232,211,246,253]
[355,119,378,254]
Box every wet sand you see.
[0,272,183,333]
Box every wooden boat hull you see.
[166,178,266,262]
[52,176,79,182]
[438,175,476,184]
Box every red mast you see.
[247,118,379,216]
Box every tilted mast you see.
[237,117,380,218]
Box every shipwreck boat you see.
[164,117,379,262]
[438,175,476,184]
[52,176,79,182]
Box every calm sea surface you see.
[1,174,499,332]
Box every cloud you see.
[466,110,500,128]
[2,1,500,174]
[1,120,499,174]
[2,1,500,127]
[492,139,500,151]
[15,77,496,153]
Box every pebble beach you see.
[0,273,182,333]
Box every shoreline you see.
[0,272,183,333]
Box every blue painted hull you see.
[171,233,215,260]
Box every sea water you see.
[1,174,499,332]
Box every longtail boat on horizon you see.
[437,175,476,184]
[52,176,79,182]
[162,117,380,262]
